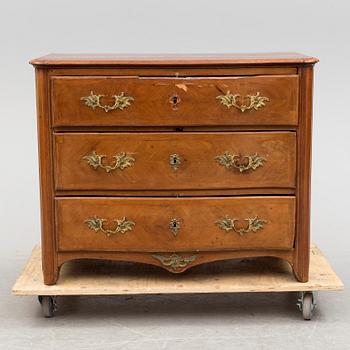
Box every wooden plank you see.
[12,244,343,296]
[29,53,319,66]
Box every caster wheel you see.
[297,292,316,320]
[38,296,56,318]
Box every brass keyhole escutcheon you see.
[170,154,181,171]
[169,94,181,109]
[169,218,181,236]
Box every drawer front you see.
[56,197,296,251]
[51,75,298,127]
[54,132,296,191]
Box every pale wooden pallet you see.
[13,244,343,296]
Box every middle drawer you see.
[54,132,296,191]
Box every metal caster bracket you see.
[297,291,316,320]
[38,296,57,318]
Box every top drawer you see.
[51,75,299,127]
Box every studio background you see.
[0,1,349,349]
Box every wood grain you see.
[51,75,299,127]
[30,52,319,66]
[12,244,343,296]
[293,66,314,282]
[55,188,295,197]
[31,55,318,284]
[55,196,296,252]
[35,68,58,285]
[54,132,296,191]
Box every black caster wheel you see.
[38,296,57,318]
[297,292,316,320]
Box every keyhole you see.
[170,154,181,170]
[169,218,181,236]
[170,94,181,108]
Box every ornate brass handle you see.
[152,253,197,271]
[216,91,269,112]
[216,215,267,236]
[82,151,135,173]
[85,216,135,237]
[81,91,134,112]
[215,152,265,172]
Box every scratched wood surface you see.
[51,76,298,127]
[12,244,343,296]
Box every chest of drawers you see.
[30,53,318,285]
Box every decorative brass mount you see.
[152,253,197,271]
[169,94,181,109]
[216,216,267,236]
[169,218,181,236]
[82,151,135,173]
[85,216,135,237]
[169,154,181,171]
[216,91,269,112]
[81,91,134,112]
[215,152,265,172]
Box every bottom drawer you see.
[56,197,295,252]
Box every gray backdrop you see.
[0,1,349,349]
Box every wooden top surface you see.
[30,52,318,66]
[12,244,343,296]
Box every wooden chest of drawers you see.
[30,53,318,285]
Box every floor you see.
[1,249,349,350]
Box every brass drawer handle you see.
[82,151,135,173]
[152,253,197,271]
[215,152,265,172]
[216,91,269,112]
[81,91,134,112]
[169,218,181,236]
[85,216,135,236]
[216,215,267,236]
